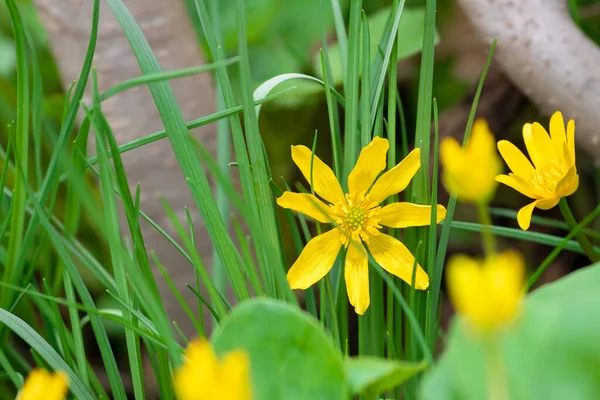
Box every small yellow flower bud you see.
[446,250,525,333]
[174,338,252,400]
[18,369,69,400]
[440,119,501,204]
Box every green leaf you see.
[421,262,600,400]
[315,6,440,84]
[346,357,427,396]
[211,298,347,400]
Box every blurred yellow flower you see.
[496,111,579,230]
[18,369,68,400]
[440,119,501,204]
[278,137,447,314]
[174,338,252,400]
[447,250,525,333]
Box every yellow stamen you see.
[344,206,366,230]
[529,162,566,195]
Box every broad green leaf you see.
[346,357,428,396]
[315,7,440,83]
[211,298,347,400]
[421,262,600,400]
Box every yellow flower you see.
[277,137,447,315]
[446,250,525,333]
[496,111,579,230]
[18,369,68,400]
[174,338,252,400]
[440,119,501,204]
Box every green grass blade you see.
[2,0,30,308]
[0,309,94,400]
[425,99,439,351]
[451,220,599,254]
[412,0,437,202]
[527,202,600,288]
[328,0,348,82]
[491,207,600,241]
[10,0,100,315]
[12,157,126,399]
[431,40,497,332]
[319,51,343,177]
[82,89,294,170]
[105,0,250,300]
[100,58,239,101]
[361,12,371,148]
[236,0,287,297]
[343,0,363,180]
[91,72,145,399]
[211,0,230,296]
[152,252,204,335]
[372,261,433,364]
[369,0,405,130]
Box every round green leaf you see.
[211,298,347,400]
[421,262,600,400]
[346,357,427,396]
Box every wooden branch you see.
[458,0,600,161]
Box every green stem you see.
[528,202,600,289]
[477,203,496,256]
[484,337,509,400]
[558,198,600,263]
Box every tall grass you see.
[2,0,592,399]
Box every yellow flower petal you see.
[536,197,560,210]
[377,202,446,228]
[344,240,370,315]
[567,118,575,164]
[524,122,555,167]
[175,339,252,400]
[549,111,566,147]
[287,228,343,289]
[439,137,462,173]
[19,369,69,400]
[446,254,481,316]
[517,200,539,230]
[277,192,334,223]
[531,122,556,160]
[220,350,253,400]
[447,251,525,332]
[175,339,218,400]
[365,232,429,289]
[495,174,537,199]
[497,140,534,177]
[469,119,496,158]
[348,137,389,198]
[367,148,421,204]
[555,166,579,198]
[291,145,344,204]
[440,120,501,204]
[522,123,540,167]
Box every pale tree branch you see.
[458,0,600,161]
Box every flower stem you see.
[484,337,509,400]
[558,198,600,263]
[477,203,496,256]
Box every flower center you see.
[344,206,366,231]
[529,162,566,194]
